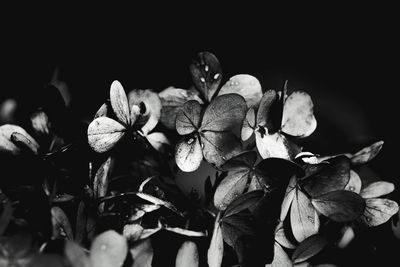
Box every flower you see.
[87,80,169,153]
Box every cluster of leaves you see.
[0,52,399,267]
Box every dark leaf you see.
[292,234,328,264]
[220,150,257,171]
[190,51,222,102]
[200,94,247,132]
[223,190,264,218]
[221,213,256,247]
[256,89,278,128]
[302,156,350,198]
[175,100,202,135]
[201,131,243,169]
[75,201,87,244]
[0,194,12,235]
[311,190,366,222]
[158,86,203,129]
[213,168,251,211]
[256,157,304,186]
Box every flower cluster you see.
[0,52,398,267]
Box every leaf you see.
[311,190,366,222]
[265,243,292,267]
[64,240,90,267]
[221,213,256,247]
[213,168,251,211]
[0,194,12,236]
[128,89,162,135]
[131,239,153,267]
[201,131,243,169]
[175,241,199,267]
[280,176,297,221]
[158,86,203,129]
[145,132,170,153]
[344,170,362,194]
[360,181,395,199]
[281,91,317,137]
[218,74,263,108]
[351,140,384,165]
[207,213,224,267]
[292,234,328,264]
[223,190,264,218]
[256,158,304,185]
[302,156,350,198]
[175,135,203,172]
[135,192,184,217]
[90,230,128,267]
[291,190,320,242]
[87,117,126,153]
[255,131,290,159]
[190,51,222,102]
[110,80,130,126]
[200,94,247,132]
[51,206,74,240]
[0,124,38,155]
[359,198,399,227]
[220,150,258,171]
[256,89,278,127]
[175,100,202,135]
[94,157,113,199]
[164,227,206,237]
[75,201,87,244]
[241,108,256,141]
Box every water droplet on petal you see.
[214,73,220,80]
[201,143,204,149]
[349,186,355,191]
[222,156,226,160]
[204,65,209,72]
[366,217,371,222]
[187,138,194,145]
[200,77,206,83]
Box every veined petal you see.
[175,135,203,172]
[255,131,290,160]
[110,80,131,126]
[88,117,126,153]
